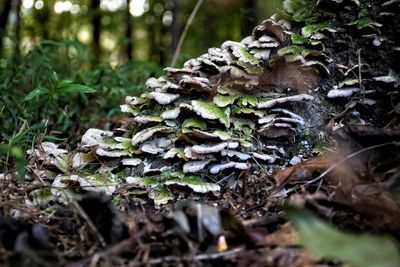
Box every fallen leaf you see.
[287,208,400,267]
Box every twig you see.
[147,247,244,265]
[357,48,365,99]
[72,201,107,248]
[279,141,398,195]
[170,0,204,67]
[66,229,152,267]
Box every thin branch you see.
[170,0,204,67]
[280,141,398,195]
[147,247,244,265]
[72,201,107,248]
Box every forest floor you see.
[1,123,400,267]
[1,1,400,265]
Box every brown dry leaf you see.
[274,125,400,234]
[274,154,331,186]
[263,222,299,246]
[259,60,321,93]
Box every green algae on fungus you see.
[148,186,174,207]
[191,100,230,128]
[232,118,255,131]
[139,137,173,155]
[164,175,220,193]
[239,95,258,107]
[190,129,232,141]
[147,92,180,105]
[232,46,263,65]
[348,17,375,29]
[122,158,142,166]
[126,176,161,187]
[232,106,265,117]
[183,159,214,173]
[131,125,173,146]
[126,96,149,106]
[236,61,263,75]
[301,23,333,38]
[163,148,185,159]
[134,115,163,124]
[338,78,359,88]
[209,162,250,174]
[182,118,207,133]
[161,107,181,120]
[212,130,232,140]
[120,104,141,115]
[26,142,69,173]
[277,45,307,57]
[249,48,271,60]
[29,188,53,205]
[291,33,309,44]
[72,151,97,169]
[213,94,239,107]
[51,174,117,204]
[258,94,314,109]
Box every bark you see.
[125,0,134,60]
[159,24,167,66]
[170,0,183,53]
[13,0,21,56]
[147,21,166,65]
[241,0,257,36]
[91,0,101,65]
[0,0,12,55]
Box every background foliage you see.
[0,0,283,174]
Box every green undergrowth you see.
[0,40,162,177]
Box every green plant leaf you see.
[23,87,50,101]
[57,79,74,88]
[287,208,400,267]
[0,145,25,180]
[57,83,96,94]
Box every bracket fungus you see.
[27,0,399,208]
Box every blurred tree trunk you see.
[241,0,257,36]
[0,0,12,55]
[13,0,21,56]
[159,24,166,66]
[91,0,101,65]
[170,0,182,53]
[147,24,156,62]
[125,0,134,60]
[147,22,166,66]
